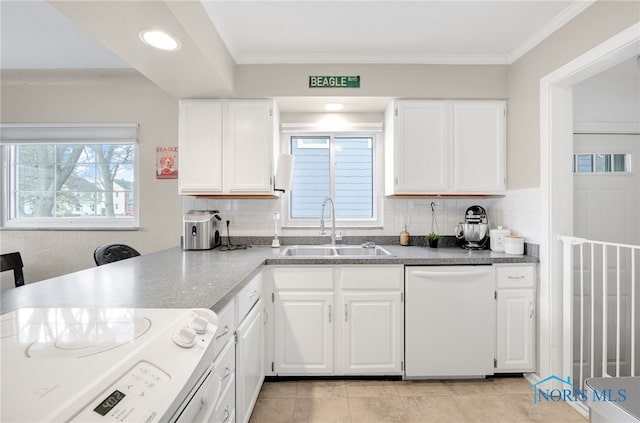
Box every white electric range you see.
[1,307,221,422]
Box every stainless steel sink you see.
[335,246,392,256]
[279,245,392,257]
[280,246,336,256]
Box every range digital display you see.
[93,390,125,417]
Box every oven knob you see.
[173,327,197,348]
[190,315,209,334]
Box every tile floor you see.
[248,378,587,423]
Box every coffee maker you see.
[455,205,489,250]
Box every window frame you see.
[572,152,632,174]
[282,130,383,229]
[1,123,140,230]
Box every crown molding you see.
[507,0,595,64]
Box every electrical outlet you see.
[225,214,239,226]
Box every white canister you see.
[489,226,511,252]
[504,236,525,255]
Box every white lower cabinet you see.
[235,298,264,423]
[274,291,334,375]
[495,264,536,372]
[214,372,235,423]
[270,265,403,376]
[209,272,264,423]
[342,292,403,375]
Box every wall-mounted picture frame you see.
[156,146,178,179]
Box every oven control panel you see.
[72,361,170,422]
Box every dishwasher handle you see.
[409,268,492,281]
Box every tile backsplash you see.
[183,187,541,244]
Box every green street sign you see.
[309,75,360,88]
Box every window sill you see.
[2,219,139,231]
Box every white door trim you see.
[539,22,640,384]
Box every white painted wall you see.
[573,56,640,127]
[0,70,182,290]
[573,55,640,245]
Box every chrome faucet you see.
[320,197,336,246]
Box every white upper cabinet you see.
[178,99,279,196]
[386,101,450,193]
[223,100,277,193]
[385,99,506,196]
[178,100,223,194]
[453,101,506,194]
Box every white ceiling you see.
[2,0,594,70]
[0,0,128,69]
[202,0,588,65]
[6,0,634,113]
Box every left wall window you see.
[1,124,139,229]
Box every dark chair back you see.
[94,243,141,266]
[1,252,25,287]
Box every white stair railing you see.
[560,235,639,398]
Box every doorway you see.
[539,23,640,388]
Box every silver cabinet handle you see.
[529,302,534,319]
[345,304,348,322]
[221,366,231,380]
[507,275,526,280]
[215,325,230,340]
[329,305,332,322]
[222,406,230,423]
[249,290,258,298]
[263,308,268,324]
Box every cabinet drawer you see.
[273,267,334,290]
[236,273,263,324]
[496,264,535,289]
[340,266,403,290]
[213,301,236,359]
[214,375,235,423]
[213,339,236,395]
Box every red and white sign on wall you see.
[156,146,178,179]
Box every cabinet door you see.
[496,289,535,372]
[236,299,264,423]
[453,101,506,194]
[274,291,334,375]
[342,292,403,375]
[393,101,450,193]
[178,100,223,194]
[223,100,274,193]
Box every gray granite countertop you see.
[0,245,537,315]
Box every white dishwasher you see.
[405,265,496,378]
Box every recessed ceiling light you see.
[139,29,180,51]
[324,102,345,111]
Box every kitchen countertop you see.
[0,245,537,315]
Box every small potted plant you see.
[426,232,440,248]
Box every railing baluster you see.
[616,246,621,377]
[579,244,585,389]
[632,250,636,377]
[560,236,639,385]
[603,245,608,377]
[590,243,595,380]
